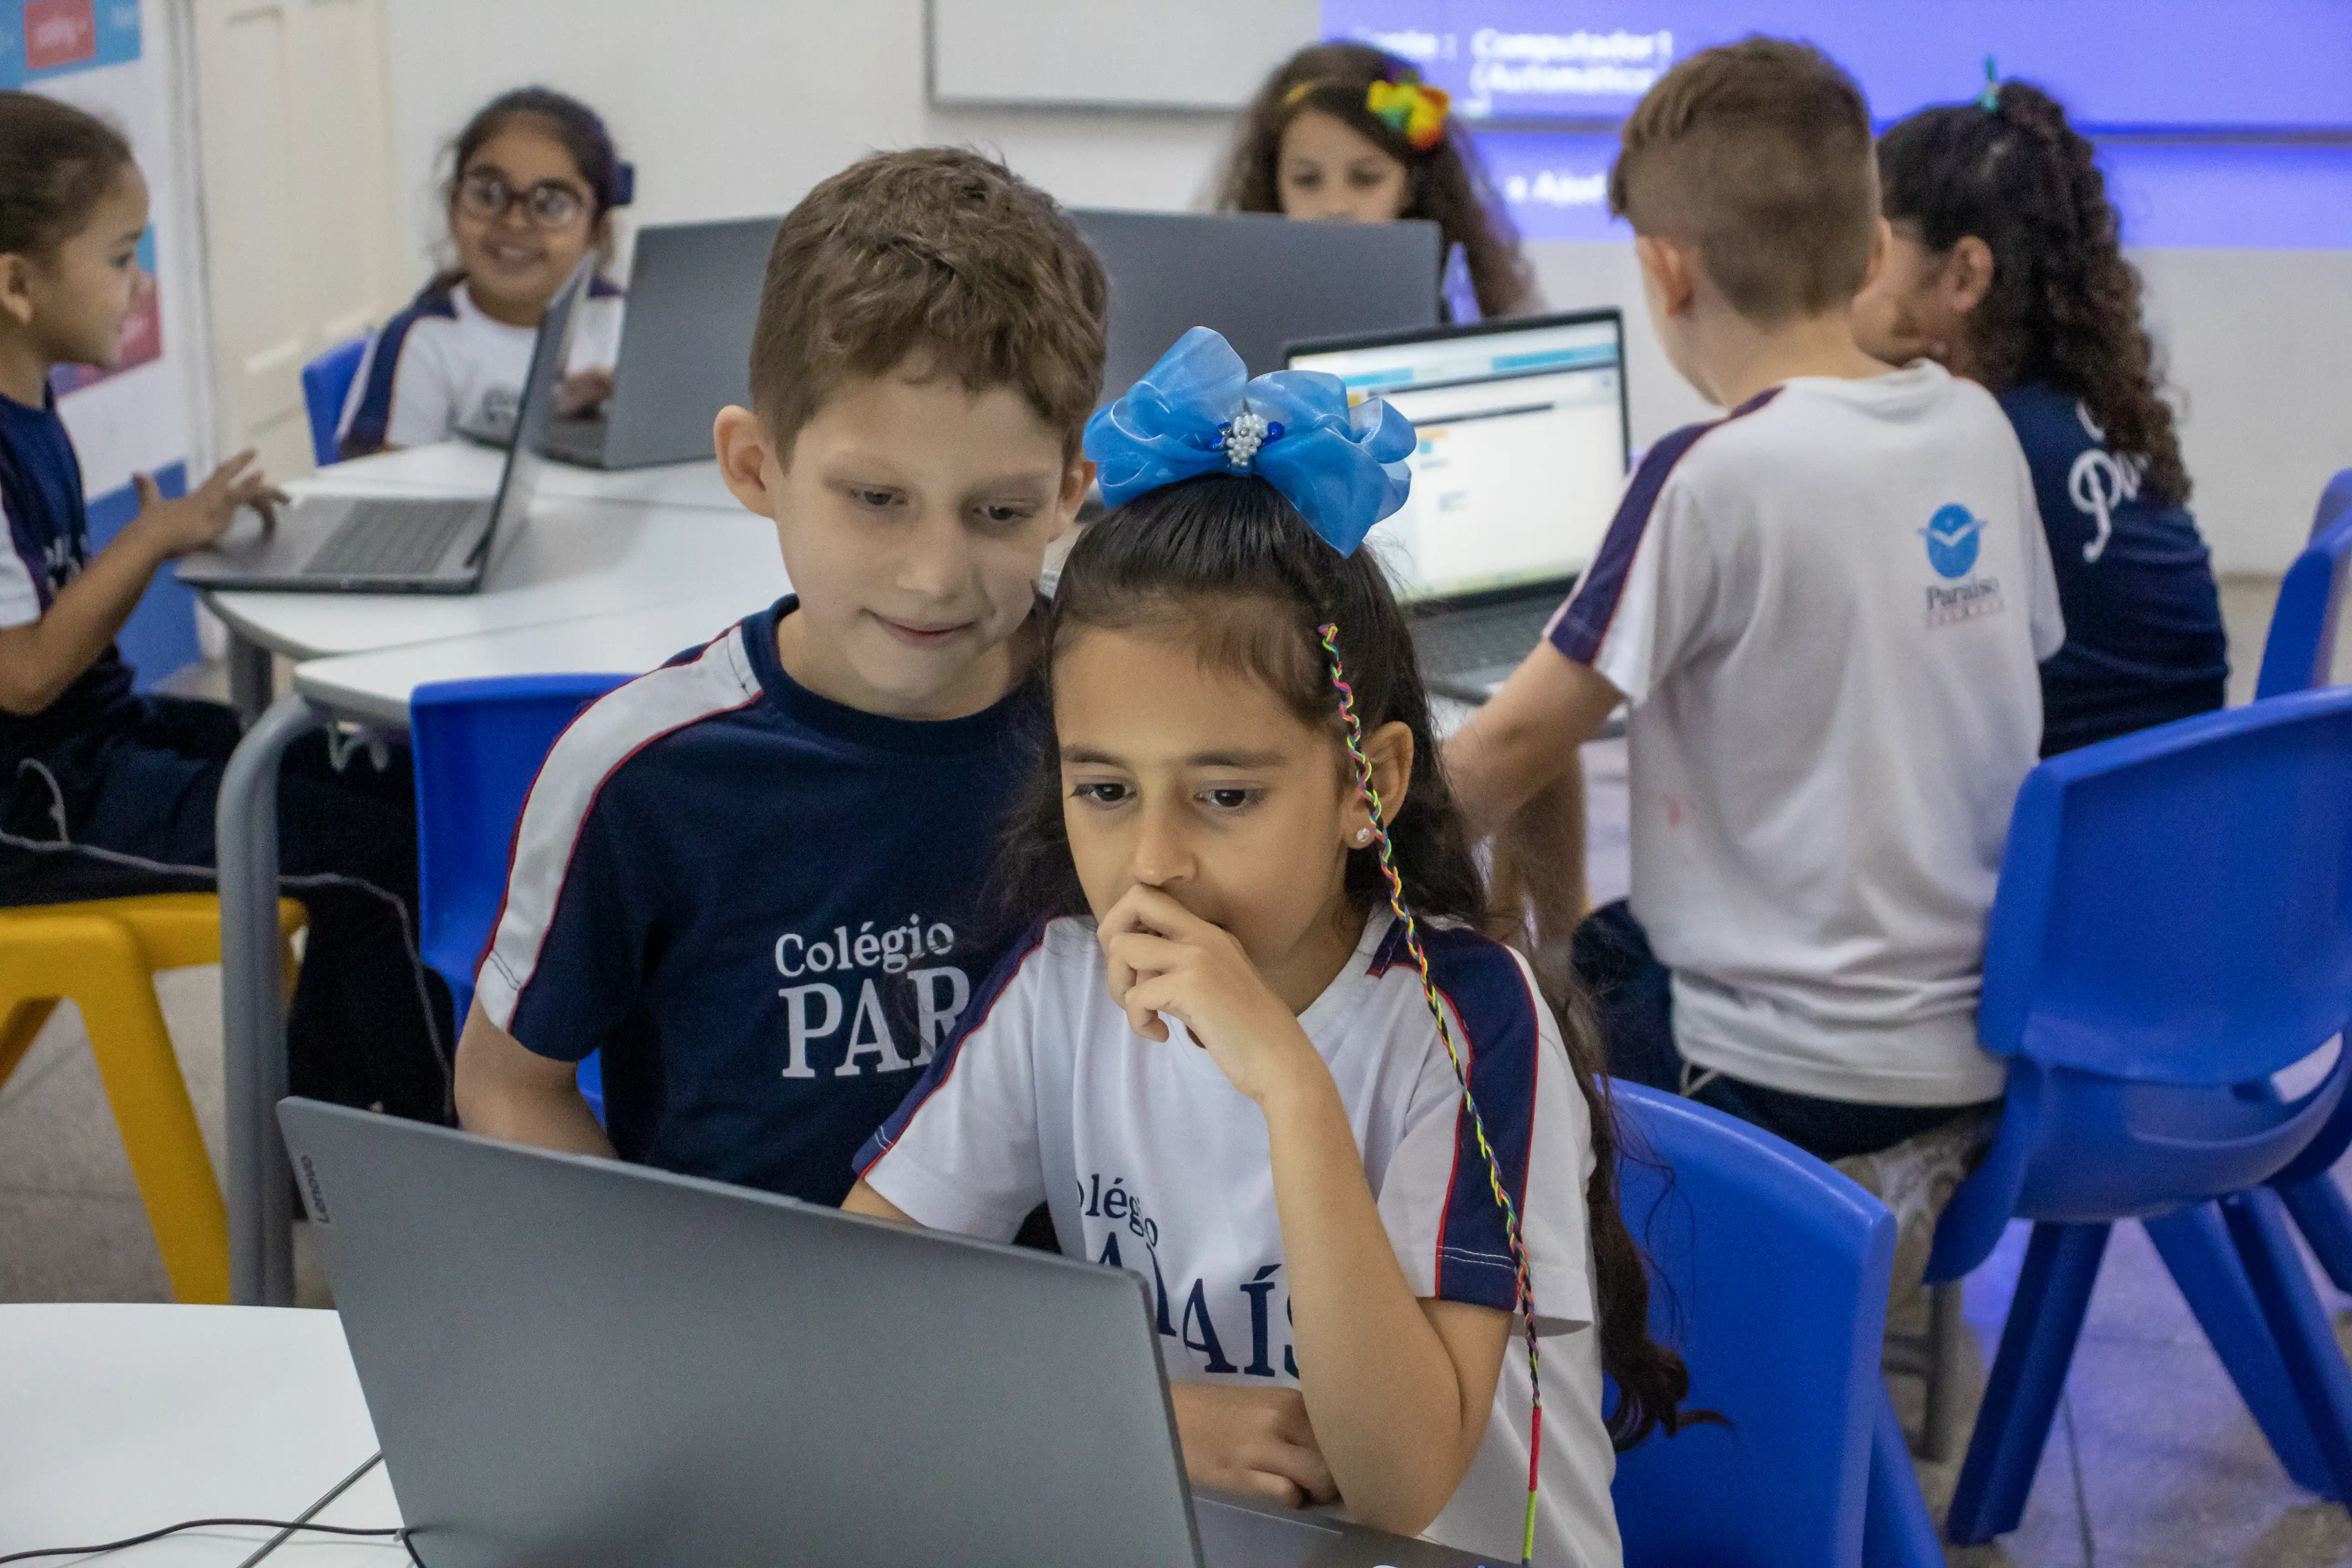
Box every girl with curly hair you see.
[1855,80,2228,754]
[1218,41,1538,321]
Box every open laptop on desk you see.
[539,215,778,470]
[278,1099,1490,1568]
[176,256,589,596]
[1289,310,1631,703]
[1074,209,1441,399]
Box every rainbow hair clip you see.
[1320,622,1546,1568]
[1367,78,1451,150]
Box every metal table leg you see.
[220,691,329,1306]
[228,630,275,726]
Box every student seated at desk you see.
[1855,79,2228,755]
[1445,40,2062,1165]
[0,93,452,1120]
[338,87,626,458]
[1219,40,1538,322]
[849,332,1704,1566]
[453,149,1104,1210]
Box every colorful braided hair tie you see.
[1977,55,2001,113]
[1367,77,1451,150]
[1321,622,1546,1568]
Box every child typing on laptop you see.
[0,93,453,1119]
[1446,39,2061,1164]
[454,150,1106,1208]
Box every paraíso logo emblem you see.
[1921,504,1986,580]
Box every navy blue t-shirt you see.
[474,597,1045,1205]
[0,388,134,769]
[1999,382,2227,755]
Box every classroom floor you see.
[4,575,2342,1564]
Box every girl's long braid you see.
[1319,622,1544,1568]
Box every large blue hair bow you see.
[1083,327,1415,555]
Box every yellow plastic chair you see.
[0,893,304,1303]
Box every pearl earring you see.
[1354,828,1373,845]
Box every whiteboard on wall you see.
[930,0,1321,112]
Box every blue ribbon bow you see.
[1083,327,1416,556]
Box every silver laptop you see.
[176,257,591,595]
[540,216,779,470]
[276,1100,1487,1568]
[1288,310,1632,702]
[1074,209,1441,403]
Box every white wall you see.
[381,0,2352,576]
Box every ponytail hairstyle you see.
[0,92,135,264]
[992,472,1702,1448]
[433,86,628,289]
[1878,81,2190,505]
[1217,41,1537,322]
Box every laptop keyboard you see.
[1411,599,1558,679]
[304,501,481,579]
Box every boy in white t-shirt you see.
[1447,39,2062,1162]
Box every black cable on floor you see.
[0,1517,406,1565]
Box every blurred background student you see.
[1219,41,1538,321]
[339,86,629,457]
[1855,80,2228,755]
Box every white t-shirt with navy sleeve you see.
[337,277,623,455]
[1546,362,2063,1107]
[857,910,1622,1568]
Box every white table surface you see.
[292,591,779,728]
[0,1304,405,1563]
[201,496,784,663]
[299,440,739,513]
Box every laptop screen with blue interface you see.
[1288,312,1628,604]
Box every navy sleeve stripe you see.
[855,917,1054,1177]
[587,275,626,299]
[1546,384,1784,665]
[338,285,456,459]
[476,626,763,1031]
[1416,927,1546,1311]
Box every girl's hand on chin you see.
[1098,886,1319,1105]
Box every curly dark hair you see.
[1878,81,2190,505]
[1216,42,1537,322]
[992,473,1704,1449]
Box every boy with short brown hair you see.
[1450,39,2063,1162]
[454,148,1106,1202]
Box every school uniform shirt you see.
[1999,382,2227,755]
[1548,363,2063,1107]
[857,911,1621,1568]
[474,595,1044,1206]
[338,275,624,455]
[0,388,134,769]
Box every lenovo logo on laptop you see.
[24,0,97,70]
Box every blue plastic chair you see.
[1611,1083,1940,1568]
[1927,687,2352,1544]
[300,335,369,468]
[2252,470,2352,700]
[411,674,628,1118]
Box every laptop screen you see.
[1287,312,1629,604]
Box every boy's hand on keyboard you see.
[1168,1383,1338,1509]
[558,367,615,417]
[130,449,287,559]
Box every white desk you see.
[0,1305,404,1564]
[303,440,740,513]
[290,593,769,728]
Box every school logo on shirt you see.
[1920,504,2006,628]
[774,913,970,1078]
[2067,401,2145,565]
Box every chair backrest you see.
[1610,1083,1895,1568]
[2254,472,2352,699]
[410,674,628,1011]
[1980,686,2352,1085]
[300,335,370,468]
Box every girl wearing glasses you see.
[340,87,629,457]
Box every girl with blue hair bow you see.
[848,329,1700,1568]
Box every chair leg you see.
[0,997,58,1089]
[1946,1221,2109,1545]
[2277,1172,2352,1296]
[1917,1279,1969,1464]
[73,967,229,1304]
[2221,1188,2352,1503]
[2147,1203,2335,1495]
[1865,1390,1945,1567]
